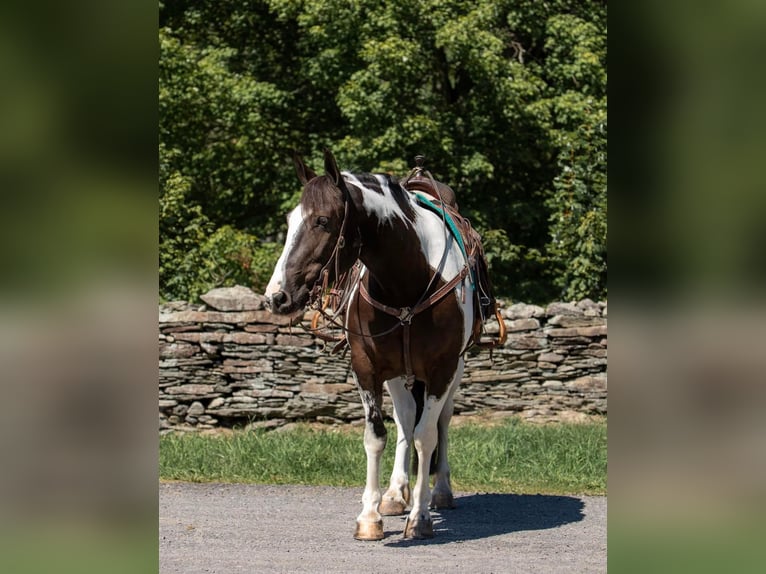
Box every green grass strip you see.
[160,417,606,495]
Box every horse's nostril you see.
[272,290,287,308]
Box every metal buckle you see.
[398,307,413,324]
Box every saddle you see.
[401,156,459,209]
[401,156,502,347]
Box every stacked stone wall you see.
[159,286,606,431]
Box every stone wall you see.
[159,286,606,432]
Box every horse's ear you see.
[323,148,352,200]
[323,148,352,198]
[292,153,316,185]
[323,148,343,185]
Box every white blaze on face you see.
[264,205,304,298]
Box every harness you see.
[358,263,471,388]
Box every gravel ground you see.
[160,483,606,573]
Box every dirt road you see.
[160,483,606,573]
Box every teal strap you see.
[413,193,474,284]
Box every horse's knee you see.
[413,424,437,456]
[364,421,386,455]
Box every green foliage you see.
[159,418,607,495]
[159,161,282,302]
[159,0,607,303]
[546,110,607,300]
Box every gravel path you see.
[160,482,606,573]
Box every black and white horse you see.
[265,150,478,540]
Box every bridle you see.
[307,195,361,312]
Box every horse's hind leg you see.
[380,377,415,516]
[354,387,387,541]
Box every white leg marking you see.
[404,365,463,538]
[359,420,385,520]
[354,387,386,540]
[431,360,464,509]
[380,378,416,514]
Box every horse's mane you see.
[344,171,418,222]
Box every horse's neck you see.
[362,226,431,278]
[348,182,435,304]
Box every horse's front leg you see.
[404,364,463,539]
[430,394,456,510]
[430,361,464,510]
[379,377,416,516]
[354,387,387,541]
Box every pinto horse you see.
[265,149,479,540]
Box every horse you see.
[264,149,479,540]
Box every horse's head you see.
[264,149,360,315]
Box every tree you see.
[159,0,607,303]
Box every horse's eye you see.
[316,216,329,228]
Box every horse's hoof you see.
[430,491,455,510]
[379,496,408,516]
[354,519,384,541]
[403,515,434,539]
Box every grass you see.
[160,417,606,495]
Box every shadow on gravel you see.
[383,493,585,546]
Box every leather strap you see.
[357,265,471,386]
[358,265,469,323]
